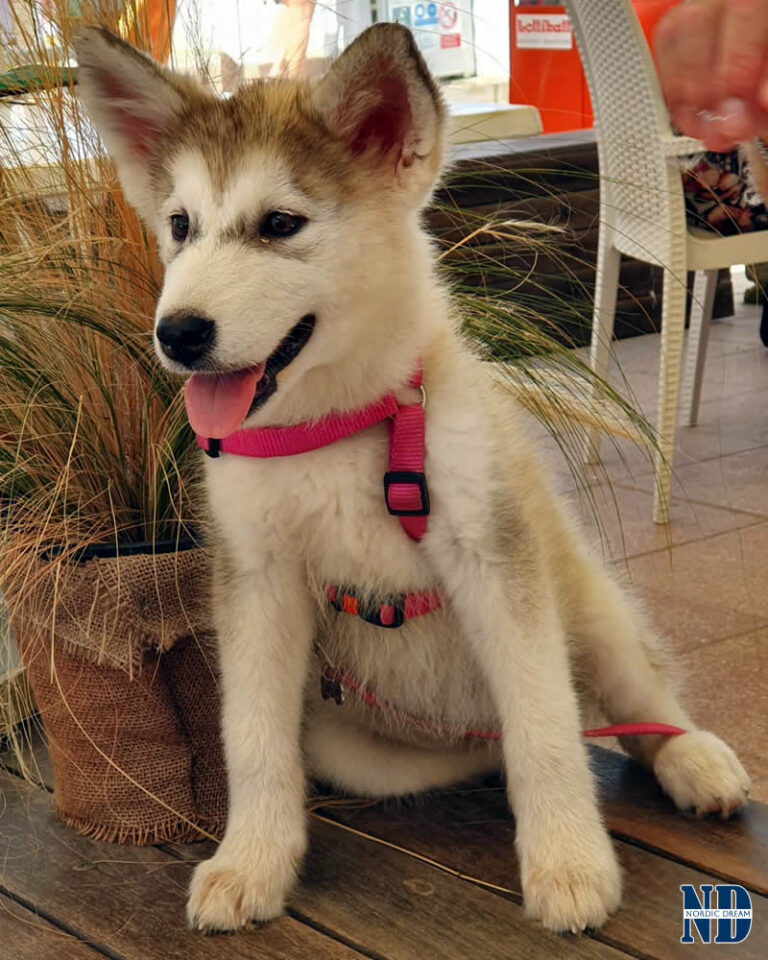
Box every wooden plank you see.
[590,747,768,896]
[170,824,629,960]
[314,775,767,960]
[299,821,626,960]
[0,893,110,960]
[0,771,364,960]
[11,733,765,956]
[609,844,766,960]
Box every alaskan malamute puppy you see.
[76,23,750,934]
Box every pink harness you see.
[197,367,429,539]
[196,366,686,743]
[197,366,439,629]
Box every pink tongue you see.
[184,364,265,438]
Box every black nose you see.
[156,311,215,366]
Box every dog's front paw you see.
[654,730,751,818]
[187,841,301,932]
[521,824,622,934]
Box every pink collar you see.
[196,367,430,541]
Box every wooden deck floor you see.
[0,740,765,960]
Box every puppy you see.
[76,23,750,934]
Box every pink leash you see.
[320,663,686,743]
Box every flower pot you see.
[7,539,227,844]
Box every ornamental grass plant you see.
[0,0,657,825]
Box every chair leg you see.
[654,264,688,524]
[584,238,622,463]
[681,269,717,427]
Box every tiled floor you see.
[537,272,768,802]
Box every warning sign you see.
[438,2,458,30]
[385,0,474,79]
[516,13,573,50]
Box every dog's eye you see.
[259,211,306,240]
[170,213,189,242]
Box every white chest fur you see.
[202,379,502,732]
[205,419,430,590]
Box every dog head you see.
[75,24,446,437]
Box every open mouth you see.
[250,313,315,413]
[184,314,315,438]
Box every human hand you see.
[654,0,768,149]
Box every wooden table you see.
[448,102,542,144]
[0,741,765,959]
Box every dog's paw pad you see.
[187,852,294,932]
[522,836,622,934]
[654,730,751,818]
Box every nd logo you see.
[680,884,752,944]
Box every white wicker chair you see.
[563,0,768,523]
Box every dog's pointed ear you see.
[312,24,446,200]
[74,27,197,216]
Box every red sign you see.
[440,33,461,48]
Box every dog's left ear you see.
[312,23,446,201]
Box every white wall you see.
[471,0,510,79]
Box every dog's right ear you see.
[75,27,196,216]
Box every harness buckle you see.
[205,438,221,459]
[327,586,406,629]
[361,596,405,629]
[383,471,430,517]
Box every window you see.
[170,1,510,102]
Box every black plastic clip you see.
[320,668,345,706]
[383,471,430,517]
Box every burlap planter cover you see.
[8,542,227,844]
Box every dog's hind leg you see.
[569,557,751,816]
[305,705,499,797]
